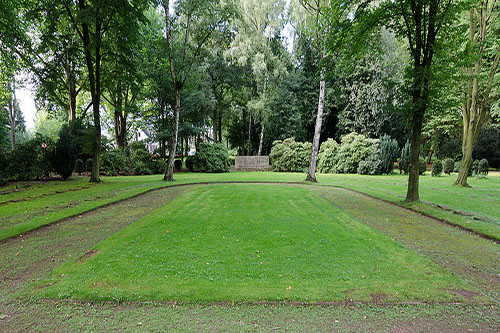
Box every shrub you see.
[152,159,167,174]
[399,141,410,174]
[270,138,311,172]
[317,138,340,173]
[100,150,128,176]
[51,125,77,179]
[471,159,480,175]
[442,158,454,175]
[453,161,460,173]
[86,158,93,172]
[74,159,84,174]
[473,125,500,170]
[419,158,427,175]
[358,156,383,175]
[334,133,377,174]
[192,143,230,173]
[379,135,399,174]
[478,158,489,175]
[431,160,442,177]
[185,156,194,172]
[132,161,152,175]
[129,142,153,175]
[174,159,182,171]
[0,149,8,185]
[7,134,54,181]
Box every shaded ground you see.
[0,183,499,331]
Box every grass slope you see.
[35,184,474,303]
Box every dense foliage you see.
[270,138,312,172]
[192,143,230,173]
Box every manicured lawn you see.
[2,171,499,241]
[34,184,476,303]
[315,173,500,240]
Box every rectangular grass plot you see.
[35,184,475,303]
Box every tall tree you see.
[227,0,286,156]
[387,0,460,202]
[456,0,500,186]
[159,0,233,181]
[62,0,147,182]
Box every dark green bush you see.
[174,159,182,171]
[478,158,489,175]
[431,160,442,177]
[419,158,427,175]
[129,141,153,175]
[379,135,399,174]
[192,143,230,173]
[399,141,410,174]
[86,158,93,172]
[132,161,152,175]
[74,159,84,174]
[0,149,8,185]
[152,159,167,174]
[7,134,54,181]
[186,156,194,172]
[270,138,311,172]
[51,125,77,179]
[442,158,454,175]
[471,159,480,175]
[100,150,128,176]
[473,125,500,170]
[454,161,460,173]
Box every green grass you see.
[1,171,499,241]
[34,184,475,303]
[315,173,500,239]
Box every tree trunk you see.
[306,72,326,182]
[213,103,218,142]
[164,86,181,181]
[218,111,222,143]
[247,110,252,155]
[65,61,77,123]
[405,111,424,202]
[7,87,15,150]
[258,124,264,156]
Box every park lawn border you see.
[1,179,499,244]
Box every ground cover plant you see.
[34,184,477,303]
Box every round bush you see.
[86,158,93,172]
[317,138,340,173]
[442,158,454,175]
[431,160,442,177]
[100,150,128,176]
[174,159,182,171]
[7,134,54,181]
[74,159,84,174]
[185,156,194,172]
[453,161,460,173]
[478,158,489,175]
[270,138,311,172]
[152,159,167,174]
[192,143,230,173]
[471,159,480,175]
